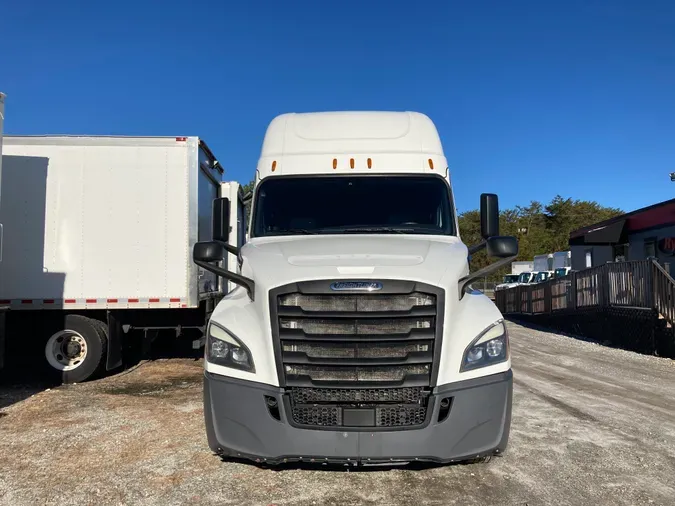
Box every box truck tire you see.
[44,315,108,383]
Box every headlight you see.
[460,320,509,372]
[206,322,255,372]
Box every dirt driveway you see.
[1,323,674,506]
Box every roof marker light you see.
[176,137,187,142]
[333,158,338,170]
[428,159,434,170]
[271,160,277,172]
[367,158,372,169]
[350,158,355,169]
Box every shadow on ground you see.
[0,328,203,410]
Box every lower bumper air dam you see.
[203,369,512,466]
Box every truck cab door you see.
[219,181,245,294]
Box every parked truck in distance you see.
[0,135,240,383]
[533,254,553,282]
[552,250,572,278]
[194,111,518,466]
[511,261,533,276]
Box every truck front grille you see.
[270,281,444,429]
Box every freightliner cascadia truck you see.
[194,111,518,466]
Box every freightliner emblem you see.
[330,281,383,292]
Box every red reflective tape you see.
[43,299,55,304]
[86,299,97,303]
[107,298,118,303]
[149,298,160,303]
[21,300,32,304]
[0,300,10,304]
[181,304,187,308]
[176,137,187,142]
[65,299,76,304]
[170,298,180,302]
[128,298,139,303]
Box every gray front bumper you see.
[203,370,512,465]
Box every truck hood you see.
[240,235,469,289]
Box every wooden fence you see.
[494,259,675,357]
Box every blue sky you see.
[2,0,675,214]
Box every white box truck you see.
[533,254,553,283]
[194,111,518,466]
[511,260,533,276]
[552,250,571,277]
[0,135,241,383]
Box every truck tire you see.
[44,315,108,384]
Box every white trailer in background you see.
[511,261,533,276]
[0,135,242,383]
[0,93,6,369]
[533,254,554,283]
[552,250,572,277]
[533,254,553,272]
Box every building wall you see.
[628,224,675,276]
[571,224,675,276]
[570,245,614,271]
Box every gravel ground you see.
[0,322,674,506]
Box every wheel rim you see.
[45,330,88,371]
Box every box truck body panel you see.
[552,251,571,270]
[533,254,553,273]
[0,136,221,309]
[511,261,533,275]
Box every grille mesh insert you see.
[290,387,425,404]
[376,406,427,427]
[291,405,341,426]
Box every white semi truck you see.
[0,135,241,383]
[194,111,518,466]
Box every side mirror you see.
[480,193,499,239]
[486,236,518,258]
[194,241,224,263]
[193,240,255,300]
[212,197,230,243]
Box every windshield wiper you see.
[328,226,413,234]
[282,228,320,235]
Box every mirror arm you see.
[458,255,517,300]
[195,259,255,301]
[214,240,244,267]
[467,241,486,255]
[214,240,239,257]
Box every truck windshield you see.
[251,175,455,237]
[518,273,532,283]
[503,275,519,283]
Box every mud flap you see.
[106,311,123,371]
